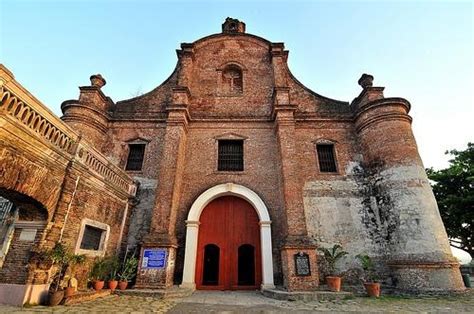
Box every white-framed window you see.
[74,218,110,257]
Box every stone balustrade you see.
[0,66,136,197]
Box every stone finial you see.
[90,74,106,88]
[358,73,374,89]
[222,17,246,34]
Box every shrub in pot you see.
[65,253,86,298]
[89,257,108,291]
[117,255,138,290]
[317,244,348,292]
[106,256,120,291]
[356,254,380,297]
[40,242,70,306]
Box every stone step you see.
[262,288,353,302]
[114,286,194,299]
[64,289,111,305]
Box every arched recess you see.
[0,189,49,305]
[181,183,275,290]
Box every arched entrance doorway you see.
[181,183,275,290]
[0,188,49,305]
[195,196,261,290]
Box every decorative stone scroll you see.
[294,252,311,276]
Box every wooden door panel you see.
[196,196,261,290]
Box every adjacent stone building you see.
[0,18,465,304]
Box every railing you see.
[0,85,77,154]
[0,67,136,197]
[76,142,136,194]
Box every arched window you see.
[222,65,243,94]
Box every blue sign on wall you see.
[142,249,167,269]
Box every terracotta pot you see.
[118,280,128,290]
[364,282,381,297]
[108,280,118,291]
[64,286,75,298]
[48,290,64,306]
[93,280,105,291]
[326,276,342,292]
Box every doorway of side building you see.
[195,195,261,290]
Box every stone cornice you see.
[78,85,108,103]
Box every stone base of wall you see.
[0,283,49,306]
[280,247,319,291]
[389,261,465,292]
[135,246,177,289]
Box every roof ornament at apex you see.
[222,17,246,34]
[90,74,106,88]
[358,73,374,89]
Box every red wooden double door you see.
[195,196,261,290]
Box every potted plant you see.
[89,257,108,291]
[356,254,380,297]
[42,242,70,306]
[317,244,348,292]
[106,256,120,292]
[64,253,86,298]
[118,255,138,290]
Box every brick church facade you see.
[0,18,464,304]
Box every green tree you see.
[426,143,473,258]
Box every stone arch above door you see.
[181,183,275,290]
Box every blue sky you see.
[1,0,472,170]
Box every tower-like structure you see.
[61,74,110,151]
[352,74,464,291]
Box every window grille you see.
[80,225,104,251]
[125,144,146,171]
[218,140,244,171]
[317,144,337,172]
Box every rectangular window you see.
[125,144,146,171]
[317,144,337,172]
[80,225,104,251]
[218,140,244,171]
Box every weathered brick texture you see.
[61,19,459,292]
[0,16,464,297]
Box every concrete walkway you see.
[168,290,474,313]
[168,291,293,313]
[0,289,473,313]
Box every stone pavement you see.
[0,289,473,313]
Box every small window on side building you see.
[80,225,104,251]
[317,144,337,173]
[218,140,244,171]
[75,219,110,257]
[125,144,146,171]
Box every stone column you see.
[135,87,190,289]
[260,221,275,289]
[272,83,318,291]
[353,74,464,292]
[180,220,199,289]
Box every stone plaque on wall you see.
[294,252,311,276]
